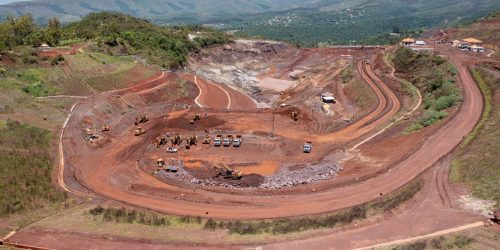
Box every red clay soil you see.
[55,50,483,219]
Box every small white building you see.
[415,40,426,46]
[470,45,485,53]
[320,92,336,103]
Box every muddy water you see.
[235,160,280,176]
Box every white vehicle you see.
[233,138,242,147]
[214,137,222,146]
[303,142,312,153]
[167,147,178,153]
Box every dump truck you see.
[135,115,149,125]
[134,127,146,136]
[155,135,168,147]
[233,135,242,147]
[303,141,312,153]
[214,164,242,179]
[291,111,300,121]
[185,136,197,149]
[223,135,233,147]
[214,135,223,146]
[102,125,110,132]
[171,134,182,145]
[202,135,211,144]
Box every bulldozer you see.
[213,164,242,180]
[189,114,201,124]
[202,135,211,144]
[135,115,149,125]
[171,134,183,145]
[134,127,146,136]
[185,136,197,149]
[291,111,300,121]
[102,125,110,132]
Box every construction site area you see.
[4,37,499,249]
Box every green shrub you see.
[22,81,56,97]
[419,109,447,127]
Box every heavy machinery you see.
[202,135,211,144]
[213,164,242,179]
[233,135,242,147]
[223,135,233,147]
[135,115,149,125]
[155,135,168,148]
[291,111,300,121]
[134,127,146,136]
[156,158,165,169]
[303,141,312,153]
[171,134,182,145]
[189,114,201,124]
[185,136,197,149]
[214,134,223,146]
[102,125,110,132]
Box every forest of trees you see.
[0,12,231,69]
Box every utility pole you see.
[271,107,275,138]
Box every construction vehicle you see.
[135,115,149,125]
[223,135,233,147]
[171,134,182,145]
[233,135,242,147]
[155,135,168,147]
[102,125,110,132]
[156,158,165,169]
[202,135,211,144]
[185,136,197,149]
[213,164,242,179]
[291,111,300,121]
[303,141,312,153]
[167,147,178,153]
[134,127,146,136]
[214,134,223,147]
[190,113,201,124]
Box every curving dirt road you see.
[57,60,413,219]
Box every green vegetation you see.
[391,47,462,132]
[387,235,475,250]
[0,12,231,69]
[88,206,202,226]
[0,120,67,217]
[62,12,230,69]
[340,64,354,84]
[450,68,500,207]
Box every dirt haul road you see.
[61,53,481,219]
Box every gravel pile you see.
[259,163,343,189]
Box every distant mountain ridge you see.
[0,0,328,23]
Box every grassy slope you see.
[384,227,500,250]
[450,68,500,207]
[0,120,67,217]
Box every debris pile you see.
[260,163,343,189]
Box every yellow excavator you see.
[213,164,242,179]
[134,127,146,136]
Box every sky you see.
[0,0,28,5]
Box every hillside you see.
[0,0,499,46]
[0,0,322,23]
[447,11,500,51]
